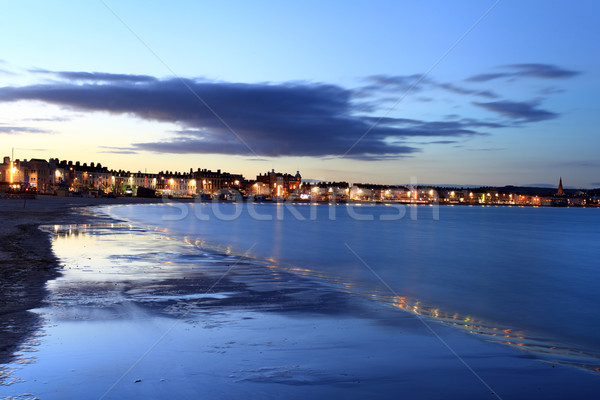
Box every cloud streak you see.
[25,116,72,122]
[97,145,138,155]
[30,68,157,83]
[473,100,558,122]
[0,125,53,135]
[466,63,580,82]
[362,74,499,99]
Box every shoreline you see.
[0,195,165,364]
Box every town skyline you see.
[1,2,599,187]
[1,151,589,191]
[2,153,597,209]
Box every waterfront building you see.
[0,156,23,190]
[54,160,113,194]
[309,184,327,201]
[325,182,350,202]
[24,159,53,193]
[111,170,160,195]
[349,185,375,201]
[1,153,595,206]
[256,170,301,198]
[249,181,270,197]
[49,159,68,191]
[192,168,245,195]
[155,171,191,197]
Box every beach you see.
[0,196,165,365]
[2,197,600,399]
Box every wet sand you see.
[0,195,165,365]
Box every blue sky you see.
[0,1,598,187]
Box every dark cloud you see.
[362,116,487,136]
[458,118,507,128]
[362,74,427,93]
[590,182,600,188]
[0,73,499,159]
[473,100,558,122]
[465,73,510,82]
[0,125,52,134]
[466,64,580,82]
[29,69,157,83]
[507,64,580,79]
[436,82,497,98]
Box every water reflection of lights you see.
[387,295,600,374]
[46,223,141,237]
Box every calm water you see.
[110,202,600,364]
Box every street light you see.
[9,161,17,184]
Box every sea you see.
[2,202,600,399]
[110,202,600,361]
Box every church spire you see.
[557,177,564,196]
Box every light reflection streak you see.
[385,295,600,373]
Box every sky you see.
[0,1,599,187]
